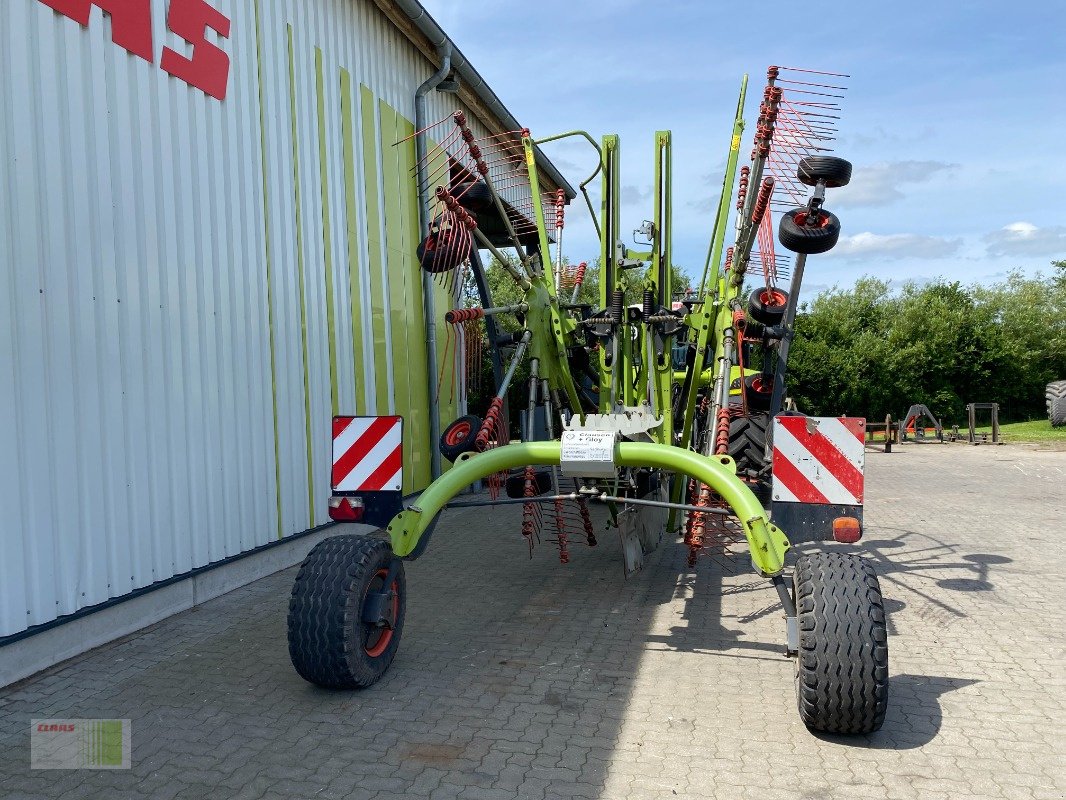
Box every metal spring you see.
[553,499,569,564]
[736,166,750,210]
[577,499,596,546]
[715,407,731,455]
[610,289,624,324]
[475,397,503,451]
[444,307,484,324]
[751,177,774,227]
[723,246,734,273]
[687,484,714,566]
[642,289,654,321]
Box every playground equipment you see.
[288,67,889,735]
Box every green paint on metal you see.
[378,100,419,494]
[253,0,284,538]
[386,441,790,575]
[359,84,390,415]
[315,49,339,416]
[395,111,432,492]
[340,70,365,415]
[287,25,315,526]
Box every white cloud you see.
[832,160,955,209]
[983,222,1066,257]
[826,232,962,262]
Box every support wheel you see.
[440,414,482,462]
[779,208,841,255]
[288,534,405,689]
[794,552,889,734]
[748,287,789,325]
[743,373,777,411]
[797,156,853,188]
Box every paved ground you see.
[2,444,1065,799]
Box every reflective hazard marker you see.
[772,417,864,505]
[332,416,403,492]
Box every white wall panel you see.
[0,0,507,639]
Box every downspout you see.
[415,43,452,481]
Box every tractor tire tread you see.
[287,534,404,690]
[1046,380,1066,427]
[794,552,889,734]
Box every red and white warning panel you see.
[332,416,403,492]
[772,416,864,505]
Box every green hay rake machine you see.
[288,66,889,735]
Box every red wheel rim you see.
[793,211,831,229]
[363,569,399,657]
[759,288,787,308]
[751,376,772,394]
[444,421,471,446]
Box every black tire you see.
[455,180,493,213]
[744,373,776,411]
[778,208,841,255]
[440,414,482,462]
[417,230,470,273]
[728,412,770,478]
[797,156,853,188]
[748,287,790,325]
[288,534,406,689]
[794,552,889,734]
[1047,380,1066,427]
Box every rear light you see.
[328,495,364,522]
[832,516,862,544]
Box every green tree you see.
[787,262,1066,424]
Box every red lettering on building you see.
[37,0,231,101]
[161,0,232,101]
[38,0,154,62]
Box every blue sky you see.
[422,0,1066,294]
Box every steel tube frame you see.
[386,442,791,575]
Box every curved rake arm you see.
[386,442,791,576]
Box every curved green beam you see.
[386,442,791,576]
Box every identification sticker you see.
[560,430,617,477]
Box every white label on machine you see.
[560,430,617,477]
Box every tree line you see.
[787,261,1066,425]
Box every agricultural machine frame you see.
[288,67,889,736]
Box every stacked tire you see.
[1048,380,1066,428]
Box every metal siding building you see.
[0,0,560,645]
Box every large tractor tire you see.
[1047,380,1066,427]
[728,413,770,479]
[794,552,889,734]
[288,535,405,689]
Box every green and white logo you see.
[31,719,130,769]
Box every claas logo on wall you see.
[39,0,231,101]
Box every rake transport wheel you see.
[794,552,889,734]
[778,208,841,255]
[748,287,790,325]
[440,414,482,462]
[288,535,406,689]
[797,155,853,188]
[743,373,777,411]
[1047,380,1066,427]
